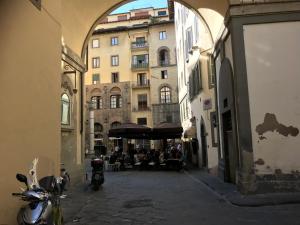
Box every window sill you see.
[61,126,75,132]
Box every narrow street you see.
[62,170,300,225]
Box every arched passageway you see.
[60,0,227,57]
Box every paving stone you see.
[62,170,300,225]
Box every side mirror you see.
[16,174,28,186]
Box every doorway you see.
[200,121,208,168]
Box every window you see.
[189,61,202,100]
[111,37,118,46]
[111,121,121,128]
[117,15,127,21]
[111,55,119,66]
[92,57,100,68]
[136,37,145,44]
[91,96,102,109]
[135,11,149,17]
[94,123,103,132]
[159,31,167,40]
[110,95,122,108]
[160,86,171,103]
[158,11,167,16]
[138,94,147,110]
[207,55,216,89]
[137,73,147,86]
[159,49,169,66]
[186,28,193,59]
[137,118,147,125]
[92,74,100,84]
[92,39,99,48]
[132,54,149,67]
[61,94,70,125]
[111,72,119,83]
[161,70,168,79]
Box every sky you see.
[111,0,167,14]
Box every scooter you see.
[91,157,104,191]
[12,158,63,225]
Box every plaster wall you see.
[191,56,218,170]
[244,21,300,174]
[0,1,61,224]
[86,32,132,85]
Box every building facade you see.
[85,6,180,151]
[174,3,220,173]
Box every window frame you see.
[159,31,167,40]
[92,57,100,68]
[110,95,122,109]
[92,74,100,84]
[61,93,71,125]
[161,70,168,79]
[91,39,100,48]
[138,94,148,110]
[111,55,119,66]
[111,37,119,46]
[111,72,119,83]
[160,86,171,104]
[91,96,102,110]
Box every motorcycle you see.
[91,157,104,191]
[12,158,63,225]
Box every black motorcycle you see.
[91,157,104,191]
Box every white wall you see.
[244,21,300,174]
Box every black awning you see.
[151,122,183,139]
[108,123,151,139]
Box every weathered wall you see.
[244,21,300,175]
[0,1,61,224]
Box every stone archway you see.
[60,0,227,57]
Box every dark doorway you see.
[191,139,199,167]
[200,122,208,168]
[222,110,237,183]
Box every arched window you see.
[91,96,102,109]
[160,86,171,103]
[61,93,70,125]
[94,123,103,133]
[159,49,169,66]
[110,95,122,108]
[111,121,121,128]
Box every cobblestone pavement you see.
[62,170,300,225]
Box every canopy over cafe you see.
[108,122,183,152]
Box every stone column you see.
[89,108,95,155]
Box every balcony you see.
[131,62,149,71]
[159,61,170,67]
[131,41,149,51]
[132,79,150,89]
[132,106,151,112]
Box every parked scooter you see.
[91,157,104,191]
[12,158,63,225]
